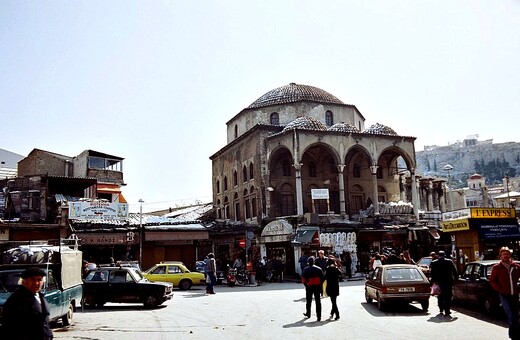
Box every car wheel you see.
[420,299,429,311]
[62,303,73,326]
[179,279,192,290]
[95,300,106,307]
[377,294,385,311]
[365,289,373,303]
[483,297,494,314]
[144,295,160,308]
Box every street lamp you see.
[443,164,454,211]
[139,199,144,268]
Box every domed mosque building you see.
[210,83,439,276]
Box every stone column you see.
[337,164,346,215]
[370,165,380,215]
[294,162,304,216]
[410,168,419,219]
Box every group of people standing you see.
[301,250,342,321]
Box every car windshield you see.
[385,268,424,282]
[129,268,145,281]
[417,258,432,266]
[0,272,22,292]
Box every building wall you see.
[227,102,364,143]
[18,149,72,177]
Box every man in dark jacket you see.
[3,267,53,339]
[301,256,324,321]
[490,246,520,340]
[429,250,458,318]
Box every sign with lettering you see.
[80,233,129,245]
[442,209,471,222]
[470,208,516,219]
[261,220,293,237]
[473,219,520,239]
[69,201,128,220]
[311,189,329,200]
[441,219,470,232]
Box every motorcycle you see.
[226,265,237,286]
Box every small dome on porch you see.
[328,122,360,133]
[363,123,398,136]
[282,116,327,132]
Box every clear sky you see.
[2,1,519,212]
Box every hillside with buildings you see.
[416,137,520,189]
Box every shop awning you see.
[427,227,441,240]
[293,227,319,245]
[97,183,122,193]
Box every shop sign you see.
[69,201,128,220]
[473,219,520,239]
[261,220,293,237]
[80,233,128,245]
[442,209,471,222]
[470,208,516,219]
[441,219,470,232]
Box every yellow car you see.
[143,261,205,290]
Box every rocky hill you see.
[415,140,520,187]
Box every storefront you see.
[441,208,520,272]
[292,226,320,274]
[259,219,295,276]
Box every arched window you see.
[325,110,333,126]
[217,199,221,219]
[234,192,240,220]
[233,170,238,186]
[216,180,220,194]
[282,160,291,176]
[224,196,229,219]
[234,124,238,139]
[249,163,254,180]
[309,162,317,177]
[224,176,228,191]
[242,165,248,183]
[270,112,279,125]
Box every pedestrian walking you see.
[325,258,341,320]
[301,256,324,321]
[2,267,53,339]
[205,253,217,294]
[315,250,327,273]
[429,250,458,318]
[298,251,309,275]
[490,246,520,340]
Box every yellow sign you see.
[441,219,470,232]
[470,208,516,219]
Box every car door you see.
[166,264,184,286]
[42,269,63,320]
[465,263,481,303]
[366,267,382,299]
[453,264,472,301]
[109,270,139,303]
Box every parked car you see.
[365,264,431,311]
[194,260,225,285]
[452,260,520,314]
[416,256,433,278]
[144,261,205,290]
[82,266,173,308]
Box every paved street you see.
[54,279,508,340]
